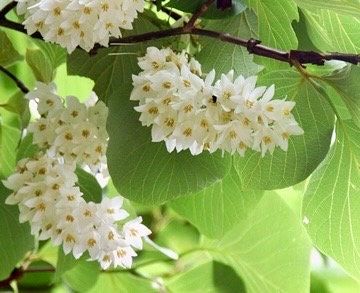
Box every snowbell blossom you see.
[131,47,304,157]
[16,0,145,52]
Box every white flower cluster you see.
[4,154,151,269]
[16,0,145,52]
[27,82,108,173]
[3,82,152,269]
[131,47,304,156]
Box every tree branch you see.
[0,65,29,94]
[1,1,360,66]
[0,1,16,19]
[0,268,23,288]
[184,0,215,32]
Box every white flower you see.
[18,0,145,52]
[123,216,152,249]
[113,246,137,268]
[98,197,129,223]
[214,120,253,156]
[131,47,304,157]
[27,82,109,172]
[4,152,153,270]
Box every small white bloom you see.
[123,216,152,249]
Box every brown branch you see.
[0,65,29,93]
[0,17,42,39]
[0,1,16,18]
[184,0,215,32]
[0,268,23,288]
[1,1,360,66]
[109,28,360,65]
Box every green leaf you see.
[25,49,54,83]
[322,66,360,128]
[235,70,334,189]
[295,0,360,18]
[303,120,360,281]
[170,165,263,238]
[0,30,23,67]
[154,219,200,253]
[68,17,231,204]
[87,272,156,293]
[244,0,298,50]
[55,249,78,279]
[207,193,312,292]
[311,268,360,293]
[166,0,246,19]
[165,261,246,292]
[36,241,58,267]
[0,183,34,280]
[75,168,102,203]
[1,91,30,127]
[16,133,39,161]
[17,261,54,290]
[196,11,262,79]
[34,41,67,69]
[62,259,100,292]
[302,9,360,53]
[0,122,21,178]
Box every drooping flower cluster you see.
[27,82,108,173]
[4,154,151,269]
[131,47,304,156]
[3,83,152,269]
[16,0,145,52]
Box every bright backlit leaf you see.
[207,193,312,292]
[304,120,360,281]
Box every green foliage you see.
[245,0,298,50]
[155,219,200,253]
[1,91,30,127]
[165,261,246,292]
[17,261,55,291]
[76,168,103,203]
[196,11,262,78]
[62,259,100,291]
[55,249,79,278]
[301,9,360,53]
[34,41,67,69]
[235,69,334,189]
[87,272,156,293]
[322,66,360,128]
[0,183,34,280]
[170,165,263,238]
[295,0,360,18]
[304,120,360,281]
[166,0,246,19]
[311,268,360,293]
[26,48,55,83]
[0,122,21,178]
[16,133,39,161]
[206,193,312,292]
[0,30,22,67]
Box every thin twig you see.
[24,268,55,273]
[184,0,215,32]
[0,65,29,94]
[0,17,42,39]
[0,268,23,288]
[0,1,16,19]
